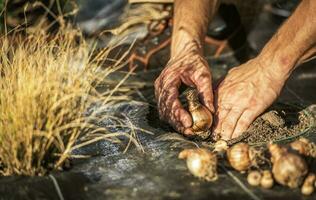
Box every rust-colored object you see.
[269,144,308,188]
[179,148,218,181]
[184,88,213,140]
[128,18,230,71]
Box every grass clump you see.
[0,27,139,176]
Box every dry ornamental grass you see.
[0,27,143,176]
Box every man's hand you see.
[155,0,217,136]
[155,49,214,136]
[213,59,287,140]
[213,0,316,140]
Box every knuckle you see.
[198,76,211,86]
[249,98,257,107]
[218,102,232,111]
[238,119,249,128]
[228,67,237,74]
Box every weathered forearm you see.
[171,0,219,58]
[258,0,316,80]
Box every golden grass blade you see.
[0,26,149,176]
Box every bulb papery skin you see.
[227,143,251,172]
[179,148,218,181]
[268,143,287,163]
[301,174,316,196]
[290,138,316,157]
[299,137,310,144]
[190,105,213,132]
[302,185,314,196]
[290,140,309,155]
[247,171,262,186]
[272,154,308,188]
[269,143,308,188]
[184,88,213,139]
[260,170,274,189]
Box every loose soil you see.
[244,103,313,145]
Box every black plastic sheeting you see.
[1,1,316,200]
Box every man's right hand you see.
[154,48,214,136]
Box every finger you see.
[171,100,192,128]
[183,128,194,136]
[214,76,225,89]
[174,122,194,137]
[159,86,192,129]
[155,66,179,101]
[213,82,225,112]
[189,68,214,113]
[220,109,243,140]
[157,75,180,117]
[169,108,195,137]
[195,75,215,113]
[231,109,261,138]
[168,113,194,136]
[213,107,231,134]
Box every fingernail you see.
[184,128,194,136]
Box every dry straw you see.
[0,25,147,176]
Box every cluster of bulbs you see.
[179,139,316,196]
[179,88,316,196]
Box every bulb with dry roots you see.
[301,173,315,196]
[184,88,213,140]
[269,143,288,163]
[290,140,309,155]
[269,143,308,188]
[290,138,312,156]
[290,138,316,158]
[179,148,218,181]
[227,143,264,172]
[247,170,262,186]
[260,170,274,189]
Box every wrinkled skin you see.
[155,53,286,140]
[155,0,316,140]
[213,59,286,140]
[154,49,214,136]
